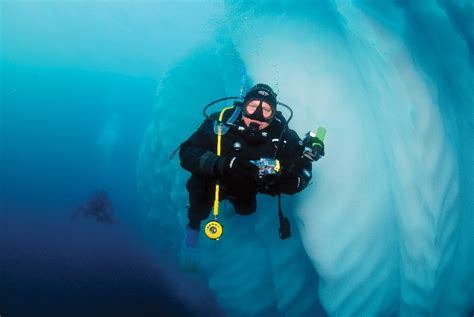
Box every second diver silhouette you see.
[72,189,115,224]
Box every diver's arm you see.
[277,130,313,195]
[179,119,219,177]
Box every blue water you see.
[1,1,474,316]
[1,3,220,313]
[0,63,220,317]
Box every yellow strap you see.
[213,106,234,218]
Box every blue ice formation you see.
[137,1,474,316]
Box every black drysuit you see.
[179,108,312,229]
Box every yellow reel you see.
[205,220,223,240]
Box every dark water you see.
[0,206,218,317]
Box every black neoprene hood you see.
[243,83,277,109]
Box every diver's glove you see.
[303,137,325,162]
[279,176,306,194]
[266,170,310,195]
[215,156,259,182]
[259,176,303,196]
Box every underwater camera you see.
[251,157,281,185]
[251,158,281,177]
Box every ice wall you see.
[138,1,474,316]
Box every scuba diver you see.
[179,83,325,248]
[72,189,115,224]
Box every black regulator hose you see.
[277,101,293,125]
[202,96,240,120]
[202,96,294,124]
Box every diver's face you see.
[245,99,273,118]
[243,100,273,130]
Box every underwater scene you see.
[1,1,473,316]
